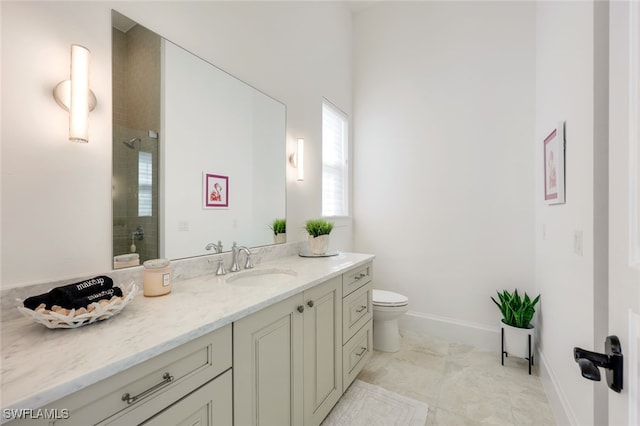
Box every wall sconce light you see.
[53,44,97,143]
[289,138,305,181]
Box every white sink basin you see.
[225,268,298,287]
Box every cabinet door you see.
[234,294,304,426]
[303,276,343,426]
[142,370,232,426]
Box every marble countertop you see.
[1,252,374,415]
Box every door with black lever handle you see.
[573,335,623,393]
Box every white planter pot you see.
[501,321,534,361]
[308,234,329,255]
[274,233,286,244]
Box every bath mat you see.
[321,380,429,426]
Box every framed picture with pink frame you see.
[543,122,565,205]
[204,173,229,208]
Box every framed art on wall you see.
[204,173,229,208]
[543,122,565,205]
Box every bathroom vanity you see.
[0,252,373,425]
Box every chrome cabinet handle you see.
[297,305,305,313]
[356,305,367,313]
[122,372,174,405]
[356,347,367,356]
[307,300,314,308]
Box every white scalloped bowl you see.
[17,282,138,329]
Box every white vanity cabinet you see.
[341,262,373,391]
[233,291,304,426]
[1,255,376,426]
[233,276,343,426]
[303,276,343,426]
[6,325,232,426]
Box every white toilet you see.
[372,289,409,353]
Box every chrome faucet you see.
[206,255,227,276]
[205,240,223,253]
[215,257,226,276]
[230,242,253,272]
[205,241,226,275]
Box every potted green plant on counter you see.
[491,289,540,374]
[269,218,286,244]
[305,219,334,255]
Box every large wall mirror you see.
[111,11,286,267]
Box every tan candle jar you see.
[143,259,172,296]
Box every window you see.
[322,100,349,217]
[138,151,153,217]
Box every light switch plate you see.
[574,230,583,256]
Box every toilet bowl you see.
[372,289,409,353]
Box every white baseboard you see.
[538,350,577,426]
[398,310,500,352]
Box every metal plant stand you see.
[501,326,534,375]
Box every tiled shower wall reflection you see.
[112,23,160,266]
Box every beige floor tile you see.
[359,353,443,406]
[432,407,515,426]
[441,394,514,423]
[425,407,437,426]
[357,330,556,426]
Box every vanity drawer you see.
[97,323,231,425]
[16,325,232,426]
[342,263,372,296]
[342,282,372,344]
[343,320,372,391]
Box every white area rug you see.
[322,380,429,426]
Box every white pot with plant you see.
[305,219,334,255]
[491,289,540,371]
[269,218,286,244]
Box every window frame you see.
[138,151,153,217]
[321,99,350,218]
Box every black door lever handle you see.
[573,335,623,393]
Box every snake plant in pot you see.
[305,219,334,255]
[491,289,540,367]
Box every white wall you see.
[1,2,113,286]
[1,1,353,287]
[534,2,609,425]
[352,2,536,349]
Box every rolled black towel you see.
[48,276,114,308]
[23,292,52,310]
[65,287,124,309]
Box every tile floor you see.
[356,330,556,425]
